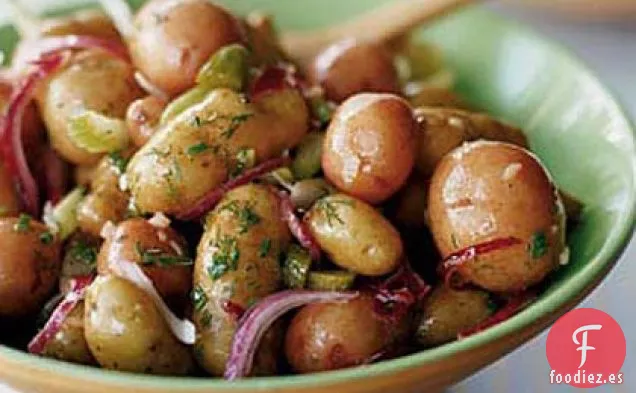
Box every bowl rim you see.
[1,5,635,391]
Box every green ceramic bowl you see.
[0,1,635,393]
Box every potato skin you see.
[285,294,409,373]
[130,0,244,96]
[77,155,130,238]
[0,218,61,316]
[428,141,566,292]
[322,93,416,204]
[415,286,492,347]
[304,194,403,276]
[37,50,143,165]
[84,275,194,375]
[97,218,191,305]
[39,9,121,40]
[413,107,528,177]
[193,184,290,376]
[126,96,167,148]
[126,87,308,215]
[310,39,400,103]
[42,301,95,365]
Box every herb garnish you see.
[108,151,129,175]
[134,242,193,267]
[528,231,548,259]
[220,113,253,139]
[314,198,353,227]
[186,142,211,156]
[219,201,261,234]
[39,231,55,245]
[259,238,271,258]
[14,214,32,233]
[207,235,240,280]
[200,309,213,329]
[230,148,255,177]
[69,240,98,266]
[191,286,208,312]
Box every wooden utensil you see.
[281,0,474,64]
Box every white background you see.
[0,1,634,392]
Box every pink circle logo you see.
[546,308,626,388]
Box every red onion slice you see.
[371,263,431,323]
[28,275,94,355]
[277,190,321,261]
[16,35,129,65]
[108,258,195,345]
[458,291,536,338]
[0,54,66,216]
[177,156,291,220]
[249,64,301,100]
[224,290,358,380]
[438,237,523,288]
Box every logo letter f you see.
[572,324,602,369]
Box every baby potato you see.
[84,275,194,375]
[322,93,416,204]
[42,301,95,365]
[194,184,290,376]
[59,233,101,294]
[285,294,410,373]
[0,217,61,317]
[413,107,528,177]
[77,154,131,238]
[304,194,403,276]
[406,85,467,109]
[37,50,143,165]
[415,286,493,347]
[126,96,167,147]
[39,9,121,40]
[97,218,192,306]
[310,39,400,103]
[428,141,566,293]
[126,87,308,215]
[130,0,244,96]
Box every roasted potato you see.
[77,153,131,238]
[415,286,493,347]
[428,141,566,292]
[126,96,167,147]
[39,9,121,40]
[84,275,194,375]
[310,39,400,103]
[125,87,308,215]
[285,294,410,373]
[59,233,101,293]
[42,301,95,365]
[0,217,61,316]
[97,218,192,306]
[37,50,143,165]
[193,184,290,376]
[322,93,416,204]
[129,0,244,96]
[304,194,403,276]
[413,107,528,177]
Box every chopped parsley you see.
[191,286,208,312]
[69,240,98,266]
[220,112,253,139]
[14,214,32,233]
[450,233,459,248]
[219,201,261,234]
[186,142,211,156]
[134,242,193,267]
[529,231,548,259]
[207,236,240,280]
[314,198,353,227]
[311,97,333,127]
[259,238,272,258]
[39,231,55,245]
[230,148,255,177]
[108,151,129,175]
[200,309,213,329]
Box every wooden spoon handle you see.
[281,0,474,63]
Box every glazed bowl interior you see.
[0,0,635,391]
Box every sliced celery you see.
[67,111,129,153]
[43,187,86,241]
